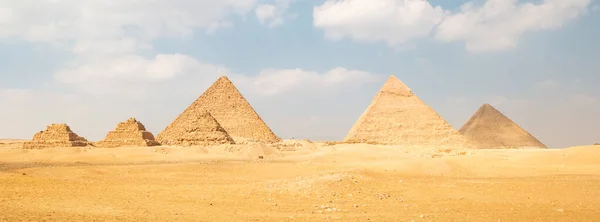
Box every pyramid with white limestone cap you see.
[459,104,547,149]
[344,75,473,148]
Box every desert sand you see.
[1,140,599,221]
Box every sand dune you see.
[1,141,599,221]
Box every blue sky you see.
[0,0,599,148]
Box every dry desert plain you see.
[1,139,599,221]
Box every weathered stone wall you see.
[95,118,160,148]
[344,75,473,149]
[459,104,547,149]
[157,110,235,146]
[22,124,89,149]
[158,76,280,144]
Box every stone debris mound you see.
[95,118,160,148]
[244,143,280,159]
[22,123,89,149]
[157,110,235,146]
[344,75,473,148]
[459,104,548,149]
[158,76,280,144]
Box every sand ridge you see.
[0,142,599,221]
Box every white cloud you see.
[313,0,446,47]
[236,67,382,95]
[53,54,229,98]
[313,0,592,53]
[435,0,592,53]
[0,0,265,96]
[0,0,257,44]
[53,51,381,98]
[255,0,295,28]
[71,38,153,56]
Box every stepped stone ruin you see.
[158,76,280,144]
[22,123,89,149]
[157,110,235,146]
[95,118,160,148]
[459,104,547,149]
[344,75,473,148]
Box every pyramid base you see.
[94,139,161,148]
[158,138,235,146]
[472,145,548,149]
[22,141,90,149]
[343,139,474,149]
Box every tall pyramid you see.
[95,118,160,148]
[22,123,90,149]
[158,76,280,144]
[344,75,473,148]
[459,104,547,149]
[157,110,235,146]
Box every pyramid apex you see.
[479,103,501,112]
[217,75,231,81]
[480,103,494,109]
[380,74,412,96]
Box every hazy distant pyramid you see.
[96,118,160,148]
[22,123,89,149]
[459,104,547,149]
[344,75,473,148]
[158,76,280,144]
[157,110,234,146]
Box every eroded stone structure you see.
[22,123,89,149]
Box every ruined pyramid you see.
[459,104,547,149]
[158,76,280,144]
[157,110,235,146]
[344,75,473,148]
[95,118,160,148]
[22,123,89,149]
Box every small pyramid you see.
[459,104,547,149]
[158,76,280,144]
[95,118,160,148]
[22,123,89,149]
[156,110,234,146]
[344,75,473,148]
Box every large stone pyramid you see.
[22,123,89,149]
[344,75,473,148]
[157,110,235,146]
[459,104,547,149]
[158,76,280,144]
[96,118,160,148]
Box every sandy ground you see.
[0,140,599,221]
